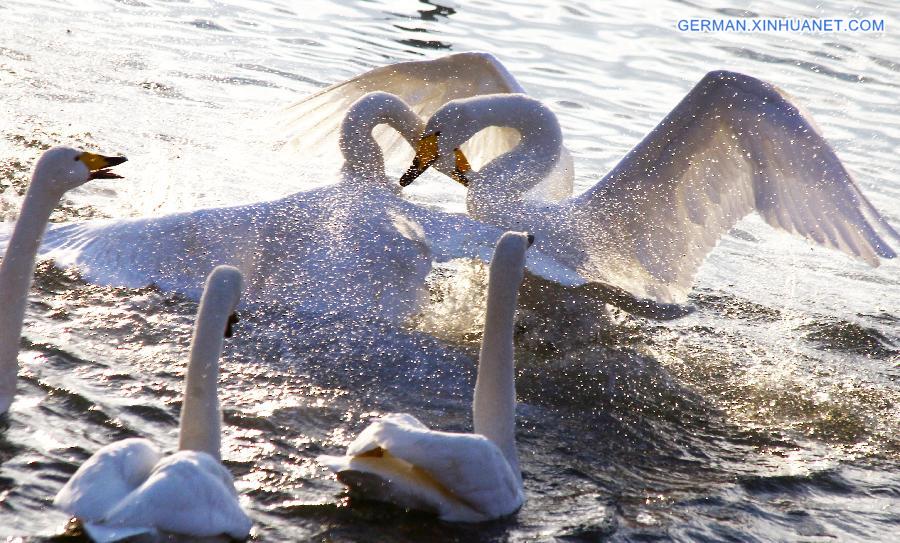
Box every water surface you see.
[1,0,898,541]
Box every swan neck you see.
[463,96,562,218]
[340,94,424,184]
[0,181,61,413]
[472,247,523,478]
[178,289,228,460]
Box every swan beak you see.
[224,312,239,338]
[81,153,128,179]
[400,132,440,187]
[450,148,471,188]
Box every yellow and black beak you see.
[79,152,128,180]
[450,148,471,188]
[400,132,440,187]
[399,132,472,188]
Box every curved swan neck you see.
[178,266,243,461]
[473,233,528,480]
[0,177,64,413]
[455,95,562,192]
[340,92,424,184]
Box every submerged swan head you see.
[32,146,127,195]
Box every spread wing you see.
[572,70,899,303]
[280,51,573,200]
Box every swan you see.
[281,51,574,202]
[53,265,252,543]
[399,71,899,306]
[30,92,577,321]
[318,231,531,522]
[0,146,126,414]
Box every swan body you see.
[319,231,530,522]
[402,71,899,306]
[54,440,248,542]
[0,147,125,414]
[30,92,577,321]
[54,265,251,542]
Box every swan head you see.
[399,98,484,188]
[203,265,244,337]
[32,146,127,194]
[400,94,560,193]
[492,231,533,285]
[341,92,472,189]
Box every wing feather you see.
[575,70,898,303]
[100,451,251,540]
[321,413,523,521]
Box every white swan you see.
[31,92,577,321]
[54,265,251,543]
[399,71,899,306]
[0,146,126,414]
[318,231,531,522]
[281,51,574,202]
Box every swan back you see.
[90,450,252,541]
[53,438,163,521]
[178,265,243,461]
[319,413,524,522]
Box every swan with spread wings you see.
[399,70,899,306]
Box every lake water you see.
[1,0,898,541]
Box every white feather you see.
[53,267,251,541]
[416,71,898,306]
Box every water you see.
[1,0,899,540]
